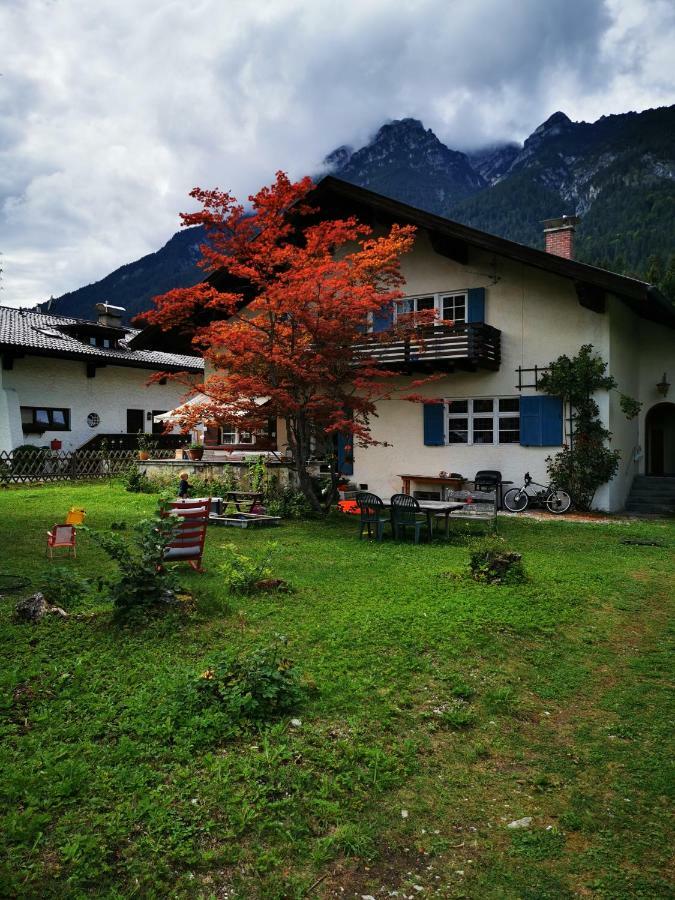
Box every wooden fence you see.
[0,448,176,484]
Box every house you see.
[148,177,675,512]
[0,303,203,453]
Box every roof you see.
[0,306,204,372]
[308,177,675,328]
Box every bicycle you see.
[503,472,572,514]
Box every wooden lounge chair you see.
[390,493,433,544]
[355,492,390,541]
[46,524,77,559]
[162,499,210,571]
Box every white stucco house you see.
[151,177,675,512]
[0,303,203,453]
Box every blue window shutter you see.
[520,396,563,446]
[372,301,394,333]
[337,432,353,476]
[540,396,564,445]
[423,403,445,446]
[467,287,485,323]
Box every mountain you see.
[325,118,485,212]
[42,226,206,322]
[44,105,675,320]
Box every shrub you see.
[469,536,525,584]
[220,542,279,594]
[122,465,158,494]
[194,636,304,723]
[41,567,91,611]
[539,344,637,510]
[85,500,182,617]
[265,486,313,519]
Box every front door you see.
[646,402,675,475]
[126,409,144,434]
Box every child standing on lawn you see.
[178,471,192,498]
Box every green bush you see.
[85,500,182,618]
[265,486,313,519]
[193,636,304,723]
[122,465,158,494]
[41,567,91,611]
[220,542,279,594]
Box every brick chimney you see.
[543,215,580,259]
[95,303,125,327]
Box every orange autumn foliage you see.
[145,172,435,512]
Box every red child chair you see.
[46,524,77,559]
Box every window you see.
[446,397,519,445]
[440,293,466,324]
[395,291,467,324]
[21,406,70,432]
[218,426,255,445]
[88,335,116,348]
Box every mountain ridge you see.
[43,105,675,320]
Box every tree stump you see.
[469,548,524,584]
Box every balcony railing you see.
[355,322,501,372]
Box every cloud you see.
[0,0,673,307]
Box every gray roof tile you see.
[0,306,203,372]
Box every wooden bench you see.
[442,489,498,532]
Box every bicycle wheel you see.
[546,490,571,514]
[503,488,529,512]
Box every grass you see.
[0,481,673,898]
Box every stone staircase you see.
[624,475,675,516]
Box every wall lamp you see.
[656,373,670,397]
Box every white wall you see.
[0,355,197,452]
[350,231,619,505]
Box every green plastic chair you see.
[390,493,433,544]
[355,492,389,541]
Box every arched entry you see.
[645,402,675,475]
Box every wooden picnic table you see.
[224,491,264,512]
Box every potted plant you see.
[137,432,155,461]
[188,441,204,461]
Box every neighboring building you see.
[0,303,203,452]
[150,177,675,512]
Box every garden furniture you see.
[473,470,511,509]
[355,492,390,541]
[390,493,434,543]
[46,524,77,559]
[441,489,498,533]
[163,499,210,571]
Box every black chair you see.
[390,493,433,544]
[355,492,389,541]
[474,470,503,508]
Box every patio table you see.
[381,498,466,539]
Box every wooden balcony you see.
[355,322,501,372]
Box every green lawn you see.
[1,482,673,899]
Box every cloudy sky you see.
[1,0,674,308]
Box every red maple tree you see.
[146,172,435,512]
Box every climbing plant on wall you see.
[539,344,641,511]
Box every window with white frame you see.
[218,426,254,445]
[446,397,520,445]
[395,291,467,324]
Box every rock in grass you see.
[15,592,68,623]
[507,816,532,829]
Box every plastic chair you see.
[355,492,390,541]
[390,493,433,544]
[65,508,86,526]
[46,524,77,559]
